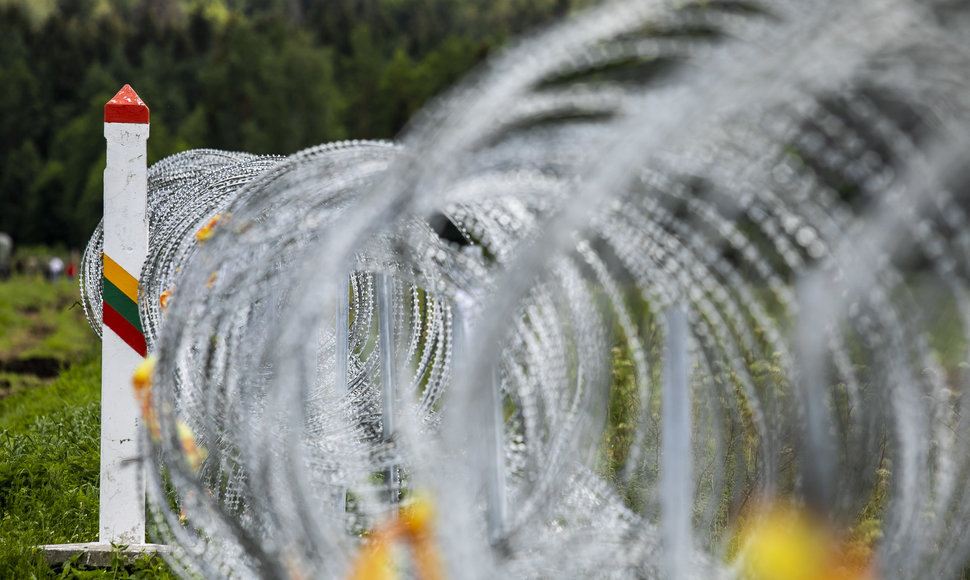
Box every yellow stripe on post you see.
[103,253,139,302]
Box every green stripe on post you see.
[103,277,142,332]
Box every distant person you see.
[67,249,80,281]
[0,233,11,280]
[49,256,64,283]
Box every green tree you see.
[201,14,344,153]
[375,47,417,135]
[341,23,384,138]
[0,141,42,241]
[0,0,591,247]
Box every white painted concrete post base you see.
[37,542,171,568]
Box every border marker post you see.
[37,84,165,565]
[100,84,150,544]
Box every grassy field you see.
[0,274,97,398]
[3,272,965,578]
[0,275,176,578]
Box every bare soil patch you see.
[0,357,64,378]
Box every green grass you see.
[0,276,85,353]
[0,363,100,568]
[0,272,964,577]
[0,275,98,399]
[0,275,177,578]
[0,358,179,578]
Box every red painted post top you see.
[104,84,149,124]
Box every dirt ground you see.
[0,278,95,399]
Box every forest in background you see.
[0,0,592,249]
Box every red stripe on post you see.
[103,301,148,357]
[104,84,150,124]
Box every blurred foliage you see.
[0,0,594,249]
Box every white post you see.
[100,84,150,544]
[376,273,399,503]
[334,274,350,511]
[335,275,350,397]
[452,290,507,544]
[661,305,691,580]
[795,273,835,509]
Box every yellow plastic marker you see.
[132,355,160,440]
[347,495,444,580]
[160,286,174,312]
[177,420,207,472]
[195,213,222,243]
[736,502,874,580]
